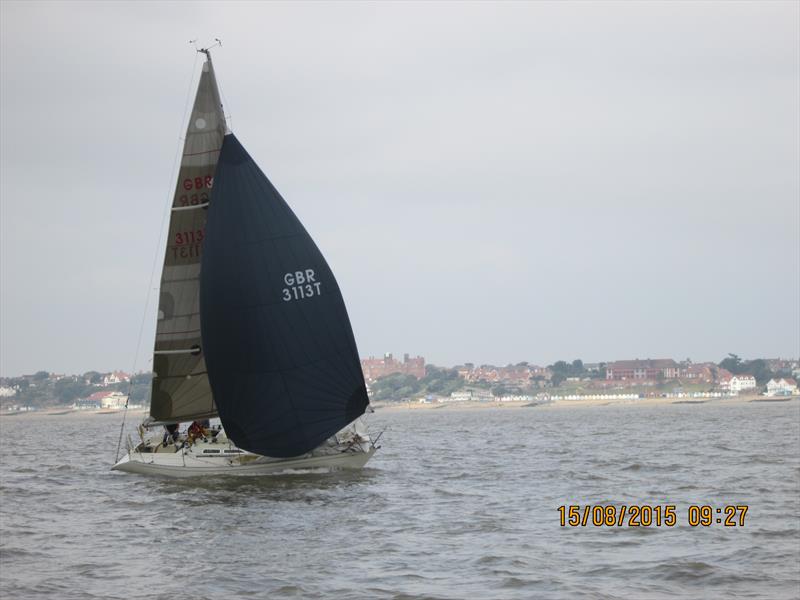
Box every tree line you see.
[718,354,792,385]
[368,366,464,402]
[1,372,153,407]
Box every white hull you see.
[112,426,376,478]
[113,447,375,478]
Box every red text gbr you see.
[183,176,213,191]
[177,174,213,207]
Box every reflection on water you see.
[1,401,799,599]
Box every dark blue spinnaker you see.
[200,134,369,458]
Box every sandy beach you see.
[372,394,797,412]
[3,396,797,419]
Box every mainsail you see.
[149,55,226,423]
[200,134,370,458]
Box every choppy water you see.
[1,401,799,599]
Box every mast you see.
[148,50,226,424]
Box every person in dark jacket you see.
[162,423,180,446]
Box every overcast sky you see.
[1,1,798,376]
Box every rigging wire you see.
[113,51,202,464]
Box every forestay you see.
[200,134,370,457]
[150,56,226,423]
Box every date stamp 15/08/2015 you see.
[557,505,749,528]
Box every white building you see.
[103,371,130,386]
[765,378,798,396]
[101,391,128,409]
[0,386,17,397]
[81,390,128,409]
[729,375,757,393]
[443,391,471,403]
[442,389,493,403]
[498,395,533,402]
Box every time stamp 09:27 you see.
[557,505,749,528]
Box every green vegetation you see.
[3,354,793,409]
[372,358,615,401]
[0,372,153,408]
[547,359,606,386]
[547,380,712,397]
[128,372,153,404]
[370,365,463,401]
[718,354,791,385]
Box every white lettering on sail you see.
[282,269,322,302]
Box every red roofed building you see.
[606,359,679,381]
[716,368,733,387]
[361,353,425,382]
[103,371,130,386]
[461,364,542,385]
[679,363,715,383]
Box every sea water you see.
[0,400,798,599]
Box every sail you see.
[149,56,227,423]
[200,134,370,457]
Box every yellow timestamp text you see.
[557,505,749,527]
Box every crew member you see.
[162,423,179,446]
[187,420,207,444]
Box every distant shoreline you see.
[2,395,797,418]
[373,394,799,411]
[0,408,149,418]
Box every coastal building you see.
[79,390,128,409]
[457,367,472,379]
[529,366,552,380]
[498,395,533,402]
[728,375,757,393]
[360,353,425,382]
[460,364,549,385]
[765,378,798,396]
[100,391,128,409]
[679,363,715,383]
[501,365,537,384]
[103,371,130,386]
[606,359,679,381]
[765,358,799,373]
[443,389,493,403]
[716,368,733,388]
[4,404,36,413]
[75,398,101,410]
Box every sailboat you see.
[112,48,377,477]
